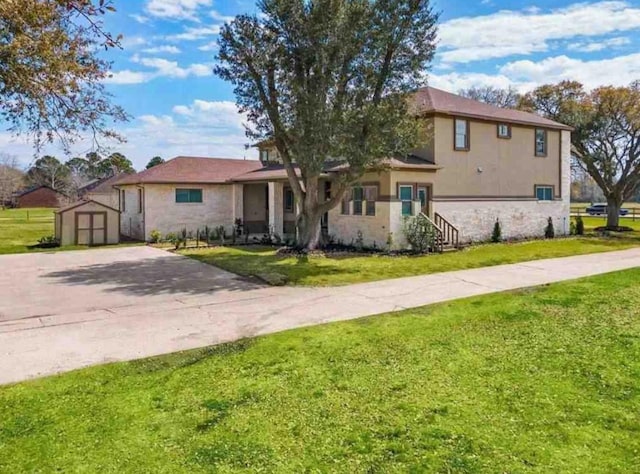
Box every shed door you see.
[76,212,107,245]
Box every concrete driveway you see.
[2,245,640,385]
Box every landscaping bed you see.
[1,269,639,472]
[181,233,640,286]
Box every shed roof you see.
[55,199,120,214]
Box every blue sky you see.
[3,0,640,169]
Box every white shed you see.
[55,200,120,246]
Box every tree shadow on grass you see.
[43,255,261,297]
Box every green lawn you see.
[2,270,640,472]
[0,208,55,254]
[182,231,640,286]
[0,207,141,255]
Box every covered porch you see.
[236,181,298,238]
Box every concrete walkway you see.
[2,246,640,385]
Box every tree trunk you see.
[296,210,323,250]
[606,195,622,228]
[294,175,324,250]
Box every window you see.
[352,187,364,215]
[535,185,553,201]
[284,188,294,212]
[497,123,511,139]
[364,186,377,216]
[121,189,125,212]
[341,188,351,215]
[399,185,413,216]
[454,118,470,150]
[175,188,203,203]
[137,188,143,213]
[535,129,547,156]
[259,149,269,163]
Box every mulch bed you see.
[594,226,634,232]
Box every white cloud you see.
[209,10,234,23]
[198,41,219,52]
[141,45,182,54]
[438,1,640,63]
[104,70,150,85]
[130,14,150,24]
[427,72,536,94]
[132,56,213,78]
[120,36,148,49]
[567,36,631,52]
[499,53,640,88]
[171,100,246,129]
[166,25,221,41]
[145,0,212,21]
[428,51,640,94]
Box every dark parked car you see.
[586,203,629,216]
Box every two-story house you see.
[113,87,571,248]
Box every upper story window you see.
[175,188,203,203]
[283,188,294,212]
[535,129,547,157]
[535,185,553,201]
[259,149,269,163]
[121,189,125,212]
[497,123,511,139]
[454,118,470,151]
[138,188,143,213]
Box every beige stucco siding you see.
[432,116,561,198]
[86,190,119,210]
[142,184,235,241]
[119,185,144,240]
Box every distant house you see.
[15,186,68,208]
[78,173,130,209]
[114,87,571,247]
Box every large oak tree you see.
[521,81,640,228]
[0,0,127,151]
[215,0,438,249]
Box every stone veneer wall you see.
[432,200,570,243]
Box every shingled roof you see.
[411,87,572,130]
[114,157,264,185]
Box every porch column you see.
[232,184,244,232]
[268,181,284,236]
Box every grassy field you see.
[1,269,639,472]
[182,230,640,286]
[0,208,56,254]
[0,207,141,255]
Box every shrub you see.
[386,232,394,250]
[545,217,555,239]
[149,229,161,243]
[37,235,60,248]
[575,215,585,235]
[354,230,364,252]
[491,219,502,243]
[402,215,436,254]
[569,220,577,236]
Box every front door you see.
[417,186,429,214]
[75,212,107,245]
